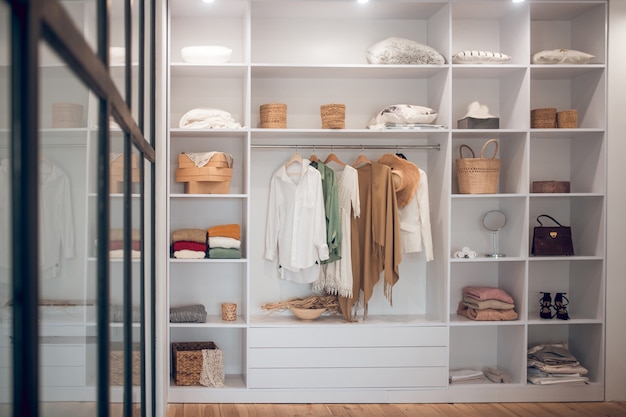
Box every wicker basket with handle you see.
[456,139,500,194]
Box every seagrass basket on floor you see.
[456,139,500,194]
[531,108,557,128]
[320,103,346,129]
[110,342,140,386]
[171,341,223,386]
[260,103,287,128]
[557,109,578,128]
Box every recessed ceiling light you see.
[357,0,369,4]
[203,0,215,3]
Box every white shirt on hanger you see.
[398,168,433,261]
[265,158,329,283]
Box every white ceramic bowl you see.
[181,45,232,64]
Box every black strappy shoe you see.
[554,292,570,320]
[540,292,554,319]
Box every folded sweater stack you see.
[110,228,141,258]
[457,286,518,321]
[207,224,241,259]
[171,228,207,259]
[527,342,589,385]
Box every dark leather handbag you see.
[531,215,574,256]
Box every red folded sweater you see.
[172,241,207,252]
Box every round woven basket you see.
[531,108,557,128]
[557,109,578,128]
[260,103,287,128]
[221,303,237,321]
[320,103,345,129]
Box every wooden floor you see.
[167,402,626,417]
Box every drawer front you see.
[41,366,86,387]
[249,346,446,368]
[249,366,448,389]
[248,326,447,348]
[41,345,85,367]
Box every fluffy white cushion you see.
[452,50,512,64]
[366,37,445,65]
[367,104,438,129]
[179,108,242,129]
[532,49,595,64]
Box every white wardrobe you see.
[163,0,609,404]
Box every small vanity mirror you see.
[482,210,506,258]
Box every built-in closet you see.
[165,0,607,403]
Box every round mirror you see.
[482,210,506,258]
[483,210,506,232]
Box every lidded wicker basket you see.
[320,103,346,129]
[557,110,578,128]
[531,108,557,128]
[260,103,287,128]
[456,139,501,194]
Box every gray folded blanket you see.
[110,304,141,322]
[170,304,207,323]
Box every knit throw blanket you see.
[170,304,207,323]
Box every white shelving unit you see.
[165,0,606,403]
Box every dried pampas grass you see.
[261,294,340,314]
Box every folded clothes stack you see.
[527,342,589,385]
[449,369,487,384]
[171,228,207,259]
[170,304,207,323]
[109,228,141,258]
[457,285,518,321]
[207,224,241,259]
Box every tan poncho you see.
[339,162,401,321]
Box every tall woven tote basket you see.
[456,139,500,194]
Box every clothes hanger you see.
[284,149,302,168]
[309,145,319,162]
[352,147,371,168]
[323,152,346,167]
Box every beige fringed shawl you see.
[339,162,401,321]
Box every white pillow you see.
[367,104,438,129]
[452,50,512,64]
[532,49,595,64]
[366,37,445,65]
[179,108,242,129]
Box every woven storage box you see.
[456,139,500,194]
[320,103,346,129]
[531,108,557,128]
[172,341,224,387]
[260,103,287,128]
[110,342,140,386]
[110,153,140,193]
[221,303,237,321]
[532,181,570,193]
[52,102,83,128]
[557,110,578,128]
[175,152,233,194]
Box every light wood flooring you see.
[166,402,626,417]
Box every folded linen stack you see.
[457,286,518,321]
[527,342,589,385]
[207,224,242,259]
[449,369,487,384]
[171,228,207,259]
[170,304,207,323]
[109,228,141,259]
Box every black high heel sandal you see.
[554,292,570,320]
[539,292,554,319]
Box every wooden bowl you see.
[290,307,326,321]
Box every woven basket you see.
[172,341,221,386]
[531,108,557,128]
[110,342,140,386]
[260,103,287,128]
[320,103,346,129]
[221,303,237,321]
[456,139,500,194]
[557,110,578,128]
[52,102,83,128]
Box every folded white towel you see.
[173,249,206,259]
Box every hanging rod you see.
[250,144,440,151]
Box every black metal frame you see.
[5,0,156,416]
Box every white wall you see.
[606,0,626,401]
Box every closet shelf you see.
[250,144,441,151]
